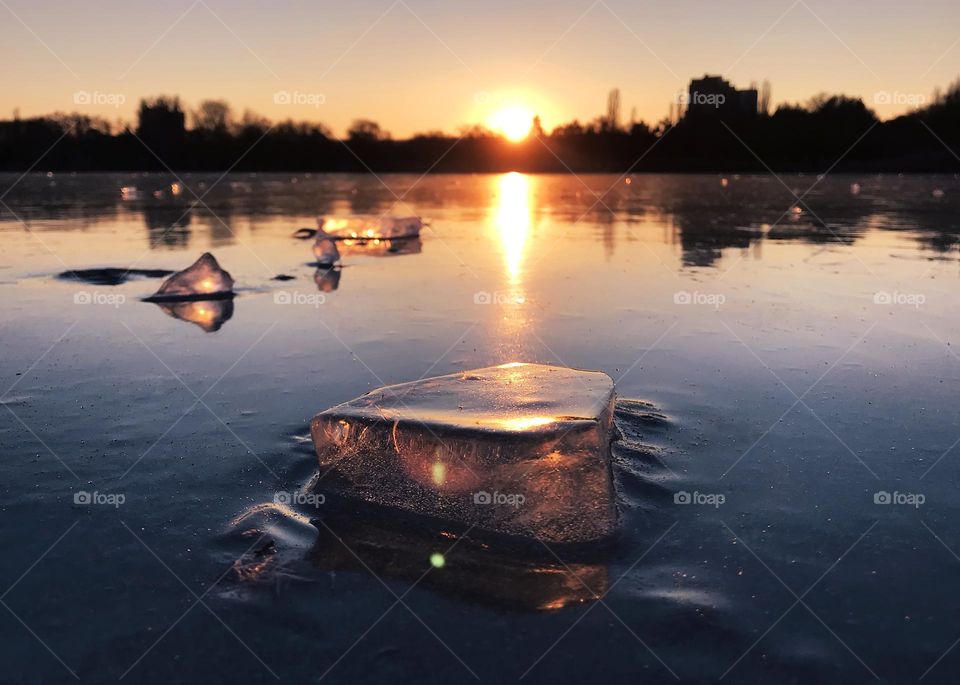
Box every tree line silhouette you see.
[1,80,958,173]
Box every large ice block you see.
[317,215,422,240]
[147,252,234,301]
[310,363,618,544]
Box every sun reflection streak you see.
[493,172,533,285]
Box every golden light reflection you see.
[431,461,447,486]
[493,172,533,285]
[497,416,556,430]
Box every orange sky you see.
[1,0,958,137]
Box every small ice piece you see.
[147,252,234,301]
[120,186,142,201]
[310,362,618,544]
[317,215,422,240]
[313,237,341,267]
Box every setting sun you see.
[488,105,534,142]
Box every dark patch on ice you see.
[57,267,173,286]
[272,274,296,281]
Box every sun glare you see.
[489,106,534,142]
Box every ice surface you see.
[310,362,618,544]
[147,252,234,301]
[317,215,422,240]
[312,237,341,266]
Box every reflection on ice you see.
[493,173,533,285]
[336,236,422,258]
[307,508,608,611]
[310,363,618,544]
[314,267,341,292]
[154,298,234,332]
[228,499,609,611]
[318,215,422,240]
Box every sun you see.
[489,105,534,142]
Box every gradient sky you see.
[2,0,958,137]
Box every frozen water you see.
[147,252,234,301]
[310,362,618,544]
[312,237,341,267]
[317,215,422,239]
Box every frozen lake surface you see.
[2,171,960,684]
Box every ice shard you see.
[317,215,422,240]
[312,237,341,267]
[310,363,618,544]
[147,252,234,301]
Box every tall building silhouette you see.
[686,75,758,118]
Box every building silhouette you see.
[686,75,758,118]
